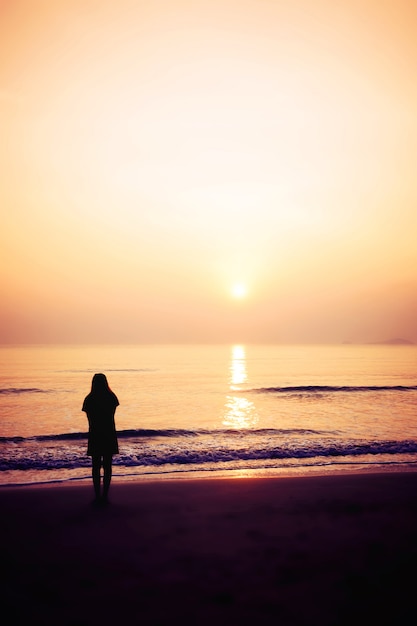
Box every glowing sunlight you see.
[231,283,248,299]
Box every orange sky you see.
[1,0,416,344]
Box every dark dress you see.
[82,391,119,457]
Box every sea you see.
[1,344,417,486]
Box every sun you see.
[231,282,248,299]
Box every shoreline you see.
[2,460,417,489]
[3,471,417,624]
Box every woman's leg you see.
[102,454,113,500]
[92,455,102,500]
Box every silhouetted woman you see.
[82,373,119,504]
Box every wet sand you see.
[2,472,417,625]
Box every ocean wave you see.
[58,368,158,373]
[0,426,329,444]
[2,438,417,472]
[114,440,417,469]
[248,385,417,395]
[0,387,50,395]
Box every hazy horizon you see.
[0,338,415,348]
[2,1,417,345]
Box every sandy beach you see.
[2,472,417,625]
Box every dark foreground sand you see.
[2,472,417,626]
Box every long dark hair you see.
[90,373,112,394]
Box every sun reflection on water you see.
[230,344,247,389]
[223,345,259,429]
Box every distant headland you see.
[374,338,415,345]
[342,338,415,346]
